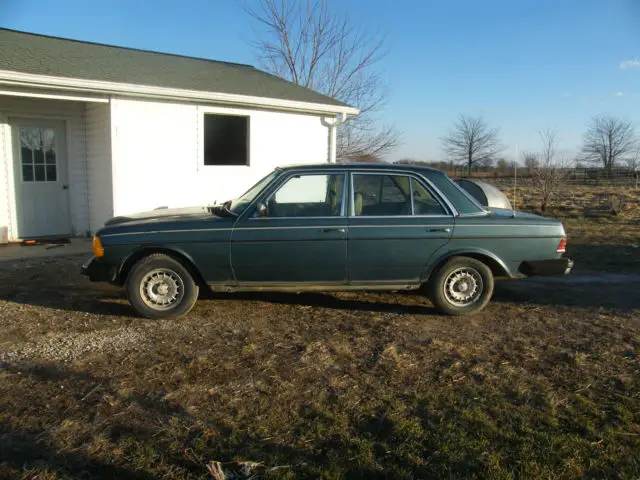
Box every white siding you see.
[0,96,89,240]
[110,97,328,216]
[0,112,9,238]
[85,103,113,233]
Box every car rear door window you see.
[352,174,448,216]
[411,178,447,215]
[352,174,412,216]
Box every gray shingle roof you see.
[0,28,349,109]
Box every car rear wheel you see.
[125,254,199,319]
[427,256,494,316]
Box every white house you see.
[0,29,357,241]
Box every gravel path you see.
[0,325,151,363]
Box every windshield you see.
[228,170,279,214]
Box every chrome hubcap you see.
[140,269,184,310]
[444,267,483,307]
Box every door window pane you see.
[22,165,34,182]
[34,164,45,182]
[19,126,57,182]
[21,146,32,165]
[352,174,412,216]
[45,149,56,165]
[411,178,447,215]
[46,165,57,181]
[267,174,345,217]
[34,148,44,164]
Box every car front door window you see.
[267,173,345,217]
[231,171,348,284]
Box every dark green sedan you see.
[82,163,573,318]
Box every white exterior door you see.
[12,119,71,238]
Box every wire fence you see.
[449,167,640,188]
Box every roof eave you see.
[0,69,360,116]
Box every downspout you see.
[322,112,348,163]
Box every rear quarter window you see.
[426,171,485,215]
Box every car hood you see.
[103,206,223,227]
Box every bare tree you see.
[625,143,640,171]
[496,158,508,170]
[441,115,503,176]
[531,129,569,211]
[243,0,399,160]
[523,154,539,171]
[581,115,636,175]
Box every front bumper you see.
[81,256,117,283]
[519,258,574,277]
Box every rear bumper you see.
[519,258,574,276]
[81,256,117,283]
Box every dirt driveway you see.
[1,253,639,479]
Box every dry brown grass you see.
[503,185,640,273]
[0,186,638,479]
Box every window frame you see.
[202,112,251,167]
[254,171,348,219]
[19,126,59,184]
[349,171,456,218]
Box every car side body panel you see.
[423,210,567,280]
[84,163,572,297]
[97,215,236,284]
[348,216,453,283]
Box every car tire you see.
[427,256,494,316]
[125,253,199,319]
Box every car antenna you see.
[512,144,518,218]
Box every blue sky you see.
[2,0,639,162]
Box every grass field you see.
[503,185,640,273]
[0,185,638,479]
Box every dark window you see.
[203,114,249,166]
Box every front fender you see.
[116,244,204,285]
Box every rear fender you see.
[422,248,513,282]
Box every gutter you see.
[0,70,360,116]
[322,112,349,163]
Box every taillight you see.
[556,237,566,254]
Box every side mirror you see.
[255,202,268,217]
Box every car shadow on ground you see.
[0,279,440,318]
[0,284,135,318]
[565,243,640,274]
[494,276,640,311]
[1,247,638,317]
[204,290,438,316]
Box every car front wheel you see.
[427,256,494,316]
[125,253,199,319]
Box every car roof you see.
[277,162,443,175]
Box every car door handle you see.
[426,227,451,233]
[322,228,346,233]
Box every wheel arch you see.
[116,245,206,287]
[423,248,512,282]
